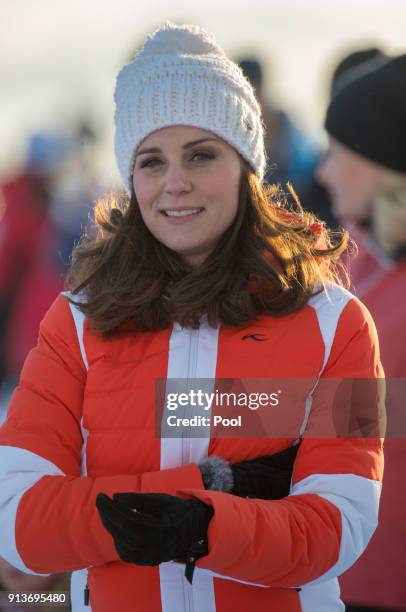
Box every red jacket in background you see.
[0,173,63,381]
[340,225,406,611]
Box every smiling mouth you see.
[161,208,204,217]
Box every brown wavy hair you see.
[65,167,350,337]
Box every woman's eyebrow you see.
[135,146,160,158]
[182,137,219,149]
[135,138,219,158]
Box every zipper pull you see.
[184,536,208,584]
[84,583,90,606]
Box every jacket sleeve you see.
[0,294,203,575]
[178,296,384,588]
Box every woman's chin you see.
[162,242,212,266]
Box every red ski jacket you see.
[0,284,384,611]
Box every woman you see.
[0,23,384,612]
[317,54,406,612]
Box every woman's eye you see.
[192,151,216,162]
[140,158,162,169]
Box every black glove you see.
[96,492,214,584]
[231,443,300,498]
[199,443,300,499]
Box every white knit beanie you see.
[114,22,267,194]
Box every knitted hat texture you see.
[114,22,266,193]
[325,53,406,173]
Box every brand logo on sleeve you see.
[241,333,268,342]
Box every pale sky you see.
[2,0,406,183]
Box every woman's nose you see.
[315,155,329,187]
[164,165,193,195]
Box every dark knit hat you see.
[330,47,387,98]
[325,53,406,173]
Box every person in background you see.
[50,119,100,267]
[0,134,68,421]
[238,56,337,228]
[0,23,383,612]
[318,50,391,230]
[0,123,99,425]
[317,53,406,612]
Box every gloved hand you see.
[96,492,213,584]
[231,443,300,498]
[199,442,300,499]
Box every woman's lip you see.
[160,207,204,213]
[160,209,205,223]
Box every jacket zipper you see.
[84,583,89,606]
[183,326,199,466]
[183,327,199,612]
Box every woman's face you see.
[132,125,242,267]
[373,174,406,255]
[316,138,386,224]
